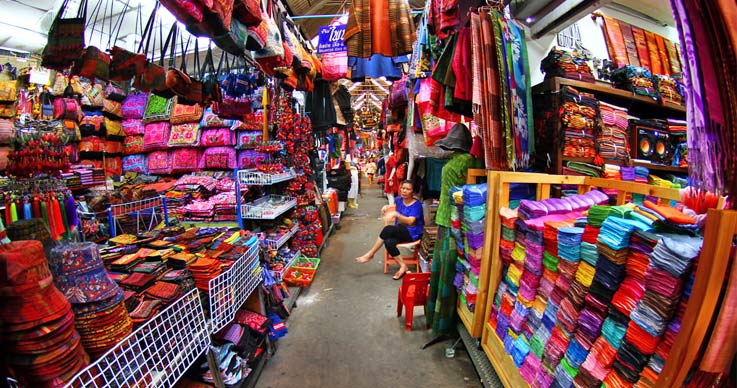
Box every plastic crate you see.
[284,267,316,287]
[293,256,320,271]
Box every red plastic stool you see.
[396,272,431,331]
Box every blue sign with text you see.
[317,24,346,54]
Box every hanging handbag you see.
[109,5,147,82]
[40,92,54,120]
[80,82,105,108]
[233,0,262,26]
[51,73,69,97]
[104,82,128,102]
[214,97,252,119]
[53,98,79,120]
[158,0,205,24]
[135,6,169,93]
[214,18,248,55]
[245,16,268,51]
[200,44,223,105]
[41,0,88,71]
[71,46,111,81]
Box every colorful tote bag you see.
[238,149,268,169]
[200,147,236,169]
[122,154,147,173]
[122,93,149,119]
[171,148,200,173]
[122,119,145,135]
[123,135,144,155]
[168,123,201,147]
[237,130,262,148]
[142,94,176,123]
[143,122,171,151]
[147,150,172,174]
[201,128,235,147]
[170,103,204,125]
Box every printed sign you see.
[317,24,346,54]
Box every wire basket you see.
[237,168,296,185]
[241,195,297,220]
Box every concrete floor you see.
[258,182,483,388]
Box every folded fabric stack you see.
[598,102,630,162]
[174,174,218,199]
[0,241,90,386]
[418,226,439,263]
[498,208,518,267]
[540,48,596,83]
[188,256,223,291]
[48,242,133,359]
[460,184,487,311]
[560,88,599,158]
[563,161,601,178]
[518,190,608,220]
[610,65,658,98]
[655,75,684,105]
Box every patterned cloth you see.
[344,0,415,58]
[434,152,483,228]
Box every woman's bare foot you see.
[355,254,373,263]
[393,267,409,280]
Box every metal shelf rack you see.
[65,289,209,388]
[240,195,297,221]
[264,224,299,251]
[107,196,170,237]
[208,241,263,334]
[272,249,300,281]
[237,168,296,186]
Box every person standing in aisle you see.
[366,157,377,185]
[355,180,425,279]
[426,123,484,335]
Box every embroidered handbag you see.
[105,156,122,176]
[0,79,17,103]
[214,18,248,55]
[213,97,253,119]
[147,150,172,174]
[103,82,128,102]
[201,128,235,147]
[71,46,110,81]
[53,98,79,120]
[41,0,88,71]
[168,123,201,147]
[245,16,268,51]
[234,0,262,26]
[0,102,17,119]
[171,148,200,173]
[135,62,167,92]
[122,93,148,119]
[200,107,235,128]
[102,99,123,119]
[122,154,147,173]
[123,135,144,155]
[62,119,81,141]
[122,119,145,135]
[104,140,122,154]
[143,122,172,151]
[0,120,14,144]
[142,94,176,123]
[170,102,204,125]
[110,46,147,82]
[51,73,68,96]
[104,117,125,138]
[158,0,205,24]
[237,131,262,148]
[238,149,267,168]
[80,111,104,135]
[80,82,105,108]
[200,147,236,169]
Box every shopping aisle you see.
[258,182,483,387]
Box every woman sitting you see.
[355,180,424,279]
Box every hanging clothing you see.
[427,227,459,335]
[311,78,338,131]
[348,54,407,81]
[345,0,416,58]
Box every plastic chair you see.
[382,204,420,274]
[396,272,431,331]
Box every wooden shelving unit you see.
[532,77,687,178]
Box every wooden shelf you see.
[534,77,686,114]
[560,156,688,174]
[481,322,530,388]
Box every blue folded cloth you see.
[463,183,488,207]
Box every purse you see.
[110,46,147,82]
[51,73,69,96]
[53,98,80,120]
[71,46,110,81]
[142,94,176,123]
[123,135,144,155]
[234,0,262,26]
[147,150,172,174]
[170,103,204,124]
[200,147,236,169]
[122,93,149,119]
[214,96,253,119]
[0,119,14,144]
[168,123,201,147]
[171,148,200,173]
[104,82,128,102]
[41,0,88,70]
[80,82,105,108]
[122,154,147,174]
[122,119,145,135]
[214,18,248,55]
[201,128,235,147]
[80,112,104,135]
[143,122,172,151]
[104,117,125,138]
[201,48,223,106]
[103,99,123,119]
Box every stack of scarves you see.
[655,75,684,105]
[610,65,658,98]
[540,48,596,83]
[457,184,488,311]
[560,88,599,158]
[518,190,608,220]
[598,103,631,162]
